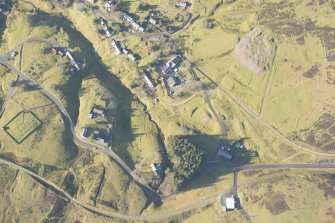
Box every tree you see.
[167,136,204,190]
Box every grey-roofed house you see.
[142,71,154,88]
[128,53,137,62]
[111,40,122,55]
[162,55,183,76]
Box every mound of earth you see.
[233,26,277,74]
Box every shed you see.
[226,196,235,210]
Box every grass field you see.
[182,203,245,223]
[0,169,57,223]
[3,111,42,144]
[0,1,334,222]
[239,169,335,223]
[0,87,78,165]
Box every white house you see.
[176,1,187,9]
[225,196,235,211]
[111,40,122,55]
[148,17,157,25]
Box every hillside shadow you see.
[173,136,256,194]
[0,2,13,45]
[27,11,138,168]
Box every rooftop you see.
[226,196,235,210]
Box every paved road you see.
[192,65,335,157]
[0,75,19,118]
[0,157,230,221]
[1,37,62,61]
[204,89,228,137]
[81,0,192,38]
[210,161,335,171]
[226,163,335,223]
[0,43,160,202]
[240,208,253,223]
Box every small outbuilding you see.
[225,196,236,211]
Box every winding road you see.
[1,35,335,221]
[1,156,334,221]
[192,66,335,157]
[0,157,230,221]
[0,37,160,202]
[81,0,192,38]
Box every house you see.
[142,71,154,88]
[168,55,183,68]
[138,26,145,32]
[151,163,162,178]
[88,106,105,119]
[103,26,112,37]
[104,0,114,11]
[100,19,112,37]
[111,40,122,55]
[122,12,145,32]
[65,51,80,71]
[224,196,235,211]
[162,77,173,98]
[148,17,157,25]
[123,12,133,23]
[122,48,129,54]
[93,130,110,147]
[81,128,89,138]
[176,1,187,9]
[128,53,136,62]
[162,66,173,75]
[93,107,104,115]
[57,49,66,57]
[217,145,233,160]
[162,55,183,76]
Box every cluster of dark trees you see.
[167,136,203,190]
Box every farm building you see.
[162,55,183,76]
[223,196,236,211]
[217,146,233,160]
[93,130,110,147]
